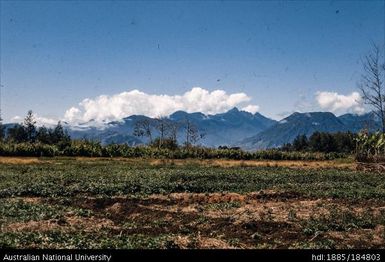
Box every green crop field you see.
[0,157,384,249]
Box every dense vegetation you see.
[282,132,356,153]
[0,140,347,160]
[283,131,385,165]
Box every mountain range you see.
[66,107,276,148]
[66,108,381,150]
[4,108,382,150]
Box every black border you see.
[1,249,385,262]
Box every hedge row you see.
[0,141,347,160]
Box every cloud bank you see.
[64,87,260,124]
[241,105,260,114]
[315,91,365,115]
[11,115,60,127]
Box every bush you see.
[63,140,103,157]
[0,142,58,157]
[355,132,385,163]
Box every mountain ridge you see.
[66,107,277,147]
[238,111,381,150]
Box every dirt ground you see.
[3,190,384,248]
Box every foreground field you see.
[0,157,384,249]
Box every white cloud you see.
[242,105,260,114]
[64,107,81,123]
[11,114,59,127]
[10,116,22,123]
[35,116,60,126]
[315,91,365,115]
[63,87,260,124]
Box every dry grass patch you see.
[146,158,355,170]
[0,157,43,164]
[326,225,385,248]
[3,216,117,233]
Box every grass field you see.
[0,157,384,249]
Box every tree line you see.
[281,132,356,153]
[0,110,70,149]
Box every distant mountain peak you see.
[169,110,206,121]
[227,107,240,113]
[170,110,188,116]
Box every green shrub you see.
[355,132,385,162]
[0,142,58,157]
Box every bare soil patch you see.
[3,216,117,233]
[35,191,383,248]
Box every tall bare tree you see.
[133,119,153,143]
[153,117,169,148]
[359,44,385,133]
[167,121,180,143]
[183,118,204,147]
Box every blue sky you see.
[1,0,384,124]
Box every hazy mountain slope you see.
[239,112,350,150]
[169,107,276,147]
[68,108,277,147]
[338,112,382,132]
